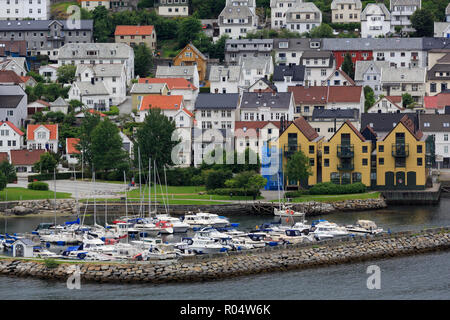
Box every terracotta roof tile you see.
[327,86,363,103]
[292,116,319,141]
[0,121,24,136]
[27,124,58,141]
[66,138,80,154]
[138,77,197,91]
[140,95,183,111]
[10,149,45,166]
[0,152,8,163]
[114,25,154,36]
[288,86,328,104]
[0,70,24,84]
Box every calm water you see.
[0,199,449,300]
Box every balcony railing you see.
[337,161,354,171]
[284,145,300,158]
[392,143,409,157]
[337,144,354,158]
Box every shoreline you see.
[0,227,448,284]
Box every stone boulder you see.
[11,205,36,215]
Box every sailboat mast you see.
[123,170,128,243]
[138,147,143,217]
[148,158,151,218]
[164,166,169,215]
[154,160,157,215]
[53,168,56,227]
[93,169,96,226]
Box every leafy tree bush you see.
[308,182,366,195]
[204,170,233,190]
[28,181,49,191]
[0,161,17,183]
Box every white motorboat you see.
[60,246,113,261]
[183,212,230,229]
[80,236,116,255]
[280,229,315,244]
[194,227,231,240]
[154,215,190,233]
[137,244,177,261]
[345,220,384,235]
[32,247,61,259]
[182,237,228,254]
[40,232,82,244]
[132,219,161,237]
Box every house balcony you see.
[337,144,354,158]
[284,145,300,158]
[411,56,418,61]
[392,143,409,157]
[337,161,354,171]
[47,35,65,41]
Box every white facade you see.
[218,0,258,39]
[355,60,388,97]
[195,108,239,131]
[68,82,111,111]
[300,53,335,86]
[285,3,322,35]
[0,121,22,155]
[0,0,50,20]
[38,64,58,82]
[367,96,404,113]
[270,0,303,29]
[373,49,424,68]
[390,0,421,33]
[209,65,241,94]
[239,56,274,92]
[157,0,189,16]
[235,122,280,161]
[361,3,391,38]
[27,125,58,153]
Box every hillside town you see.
[0,0,449,193]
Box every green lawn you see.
[275,192,381,203]
[80,198,230,205]
[0,188,72,201]
[51,2,79,19]
[158,39,182,58]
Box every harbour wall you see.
[0,227,449,284]
[0,198,387,217]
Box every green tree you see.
[285,151,312,188]
[364,86,375,112]
[134,108,180,170]
[56,65,77,84]
[138,0,155,8]
[177,16,202,47]
[26,71,45,83]
[92,6,113,42]
[77,111,102,169]
[309,23,334,38]
[411,8,434,37]
[91,118,128,172]
[0,173,6,191]
[341,53,355,80]
[134,43,153,78]
[68,99,83,113]
[0,161,17,183]
[205,169,233,190]
[33,152,58,174]
[402,93,415,109]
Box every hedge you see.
[207,188,261,197]
[285,190,310,198]
[308,182,366,195]
[28,172,83,182]
[28,181,49,191]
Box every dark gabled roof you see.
[427,64,450,80]
[419,114,450,132]
[194,93,240,110]
[328,120,366,142]
[382,115,423,141]
[0,20,93,31]
[422,37,450,50]
[361,113,419,133]
[290,116,319,142]
[0,95,23,108]
[240,92,293,109]
[250,77,278,92]
[273,65,305,82]
[312,108,359,120]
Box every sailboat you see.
[273,172,305,218]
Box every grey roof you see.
[0,85,24,108]
[0,20,93,31]
[381,67,426,83]
[354,60,389,81]
[249,77,278,91]
[273,38,322,51]
[322,38,422,51]
[209,65,241,82]
[130,83,167,94]
[58,43,133,60]
[419,114,450,132]
[240,92,292,109]
[50,97,69,107]
[194,93,240,110]
[73,81,109,96]
[286,3,321,23]
[76,64,125,78]
[390,0,421,10]
[423,37,450,50]
[331,0,362,9]
[361,3,391,21]
[226,39,273,45]
[427,64,450,80]
[312,108,359,120]
[240,56,272,72]
[300,50,333,59]
[15,238,35,246]
[434,22,450,37]
[156,65,196,77]
[361,113,418,133]
[219,5,256,20]
[273,65,305,82]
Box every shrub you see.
[207,188,261,197]
[104,105,119,116]
[309,182,366,195]
[204,169,232,190]
[285,190,310,198]
[28,181,49,191]
[44,259,59,269]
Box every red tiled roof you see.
[10,149,45,166]
[182,108,194,117]
[327,86,363,103]
[86,109,106,117]
[0,152,8,163]
[138,77,197,91]
[140,95,183,111]
[424,92,450,110]
[288,86,328,104]
[344,120,365,142]
[385,96,402,104]
[0,70,24,84]
[115,25,154,36]
[292,116,319,142]
[66,138,80,155]
[34,100,50,107]
[0,121,24,136]
[0,40,27,56]
[27,124,58,141]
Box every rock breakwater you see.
[0,227,448,284]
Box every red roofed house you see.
[0,70,26,89]
[368,96,405,113]
[235,121,281,161]
[115,25,156,52]
[27,100,50,116]
[10,149,46,173]
[288,86,364,120]
[0,121,24,155]
[66,138,80,166]
[138,95,184,122]
[424,92,450,114]
[138,77,198,109]
[26,124,58,153]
